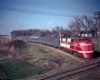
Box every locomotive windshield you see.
[85,37,91,41]
[78,37,91,41]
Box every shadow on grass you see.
[93,50,100,59]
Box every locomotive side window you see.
[71,39,74,42]
[71,39,76,42]
[65,38,67,41]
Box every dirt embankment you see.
[0,40,29,59]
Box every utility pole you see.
[94,11,100,48]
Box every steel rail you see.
[39,62,100,80]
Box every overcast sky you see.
[0,0,100,35]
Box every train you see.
[12,36,94,58]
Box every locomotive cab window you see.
[78,38,84,41]
[85,37,91,41]
[71,39,74,42]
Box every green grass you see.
[0,56,9,63]
[0,56,44,80]
[22,43,73,64]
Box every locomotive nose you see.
[84,53,93,58]
[79,42,93,58]
[80,52,93,58]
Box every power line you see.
[25,0,96,12]
[0,6,74,17]
[94,12,100,19]
[4,0,95,12]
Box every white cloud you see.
[18,20,22,23]
[18,20,23,25]
[20,22,23,26]
[15,24,18,27]
[15,20,24,27]
[47,21,54,26]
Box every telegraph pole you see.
[94,11,100,48]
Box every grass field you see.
[0,56,44,80]
[22,43,73,64]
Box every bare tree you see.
[52,26,63,37]
[68,18,82,37]
[68,15,97,37]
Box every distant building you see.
[0,35,11,45]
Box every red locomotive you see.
[60,37,94,58]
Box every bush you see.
[8,40,27,49]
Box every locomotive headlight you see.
[84,53,87,58]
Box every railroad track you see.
[38,62,100,80]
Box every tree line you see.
[11,27,72,37]
[11,15,99,38]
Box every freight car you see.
[22,36,94,58]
